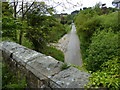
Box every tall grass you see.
[40,46,64,62]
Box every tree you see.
[4,0,36,44]
[2,2,18,41]
[2,0,82,45]
[112,0,120,9]
[2,2,13,17]
[0,1,2,39]
[24,2,64,51]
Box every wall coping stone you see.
[1,41,90,88]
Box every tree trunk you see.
[19,1,24,44]
[19,1,35,44]
[14,1,16,18]
[14,1,18,42]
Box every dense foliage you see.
[75,5,120,88]
[2,1,120,89]
[25,15,65,51]
[2,1,67,88]
[2,63,27,88]
[2,16,23,42]
[2,2,66,62]
[85,29,119,71]
[87,57,120,88]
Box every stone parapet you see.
[0,41,90,88]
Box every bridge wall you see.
[0,41,90,88]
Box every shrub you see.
[98,12,120,32]
[76,16,102,61]
[88,71,120,89]
[85,29,119,71]
[2,63,27,88]
[75,12,119,63]
[101,57,120,75]
[25,16,65,51]
[87,57,120,89]
[2,16,21,42]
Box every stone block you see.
[1,41,22,56]
[12,48,44,66]
[0,41,3,51]
[51,67,90,88]
[26,56,64,80]
[1,41,45,65]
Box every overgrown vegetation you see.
[2,63,27,88]
[40,46,64,62]
[2,1,67,88]
[2,1,120,89]
[75,4,120,89]
[60,63,70,70]
[64,24,72,33]
[86,57,120,89]
[85,29,119,71]
[2,2,65,62]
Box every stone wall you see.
[0,41,90,88]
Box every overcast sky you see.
[6,0,115,14]
[48,0,115,14]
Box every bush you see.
[98,12,120,32]
[75,16,102,61]
[2,16,21,42]
[87,57,120,89]
[75,11,119,63]
[85,29,119,71]
[25,16,65,51]
[101,57,120,75]
[2,63,27,89]
[74,7,120,89]
[64,24,72,33]
[88,71,120,89]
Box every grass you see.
[21,35,34,50]
[60,63,70,70]
[71,64,89,73]
[0,37,15,42]
[64,24,72,33]
[40,46,64,62]
[2,63,27,88]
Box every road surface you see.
[64,23,82,67]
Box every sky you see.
[46,0,115,14]
[6,0,116,14]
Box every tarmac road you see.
[64,23,82,67]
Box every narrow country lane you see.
[65,23,82,67]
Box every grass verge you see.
[64,24,72,33]
[40,46,64,62]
